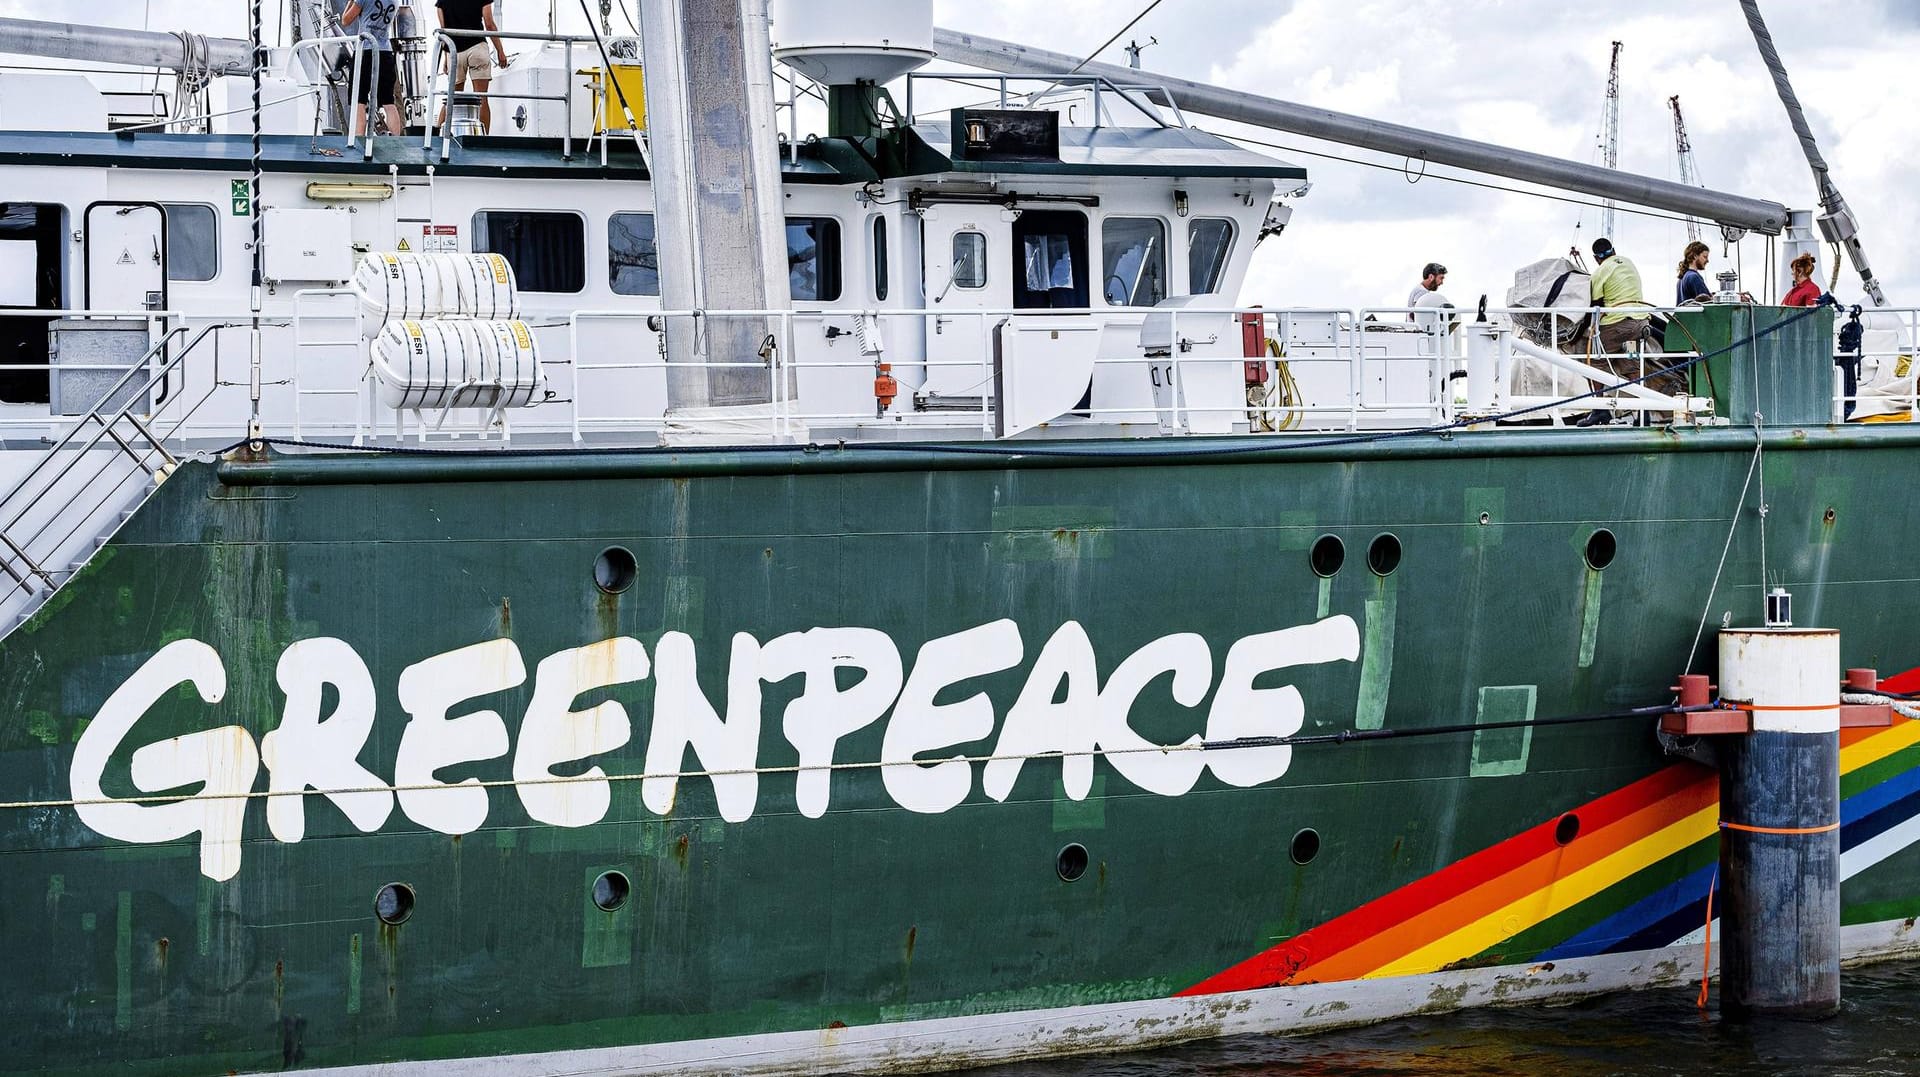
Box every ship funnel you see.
[770,0,931,138]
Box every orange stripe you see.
[1721,820,1839,835]
[1738,702,1838,712]
[1294,773,1718,983]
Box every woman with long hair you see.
[1676,241,1711,305]
[1782,252,1823,306]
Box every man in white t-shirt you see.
[1407,261,1449,320]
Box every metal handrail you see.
[421,29,608,162]
[0,322,235,599]
[904,71,1183,129]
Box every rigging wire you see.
[1065,0,1169,76]
[1215,130,1707,228]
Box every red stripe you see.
[1176,763,1711,996]
[1878,665,1920,694]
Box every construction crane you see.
[1669,95,1702,243]
[1600,40,1622,240]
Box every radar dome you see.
[769,0,934,87]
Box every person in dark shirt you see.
[435,0,509,131]
[1675,240,1711,305]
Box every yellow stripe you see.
[1368,800,1720,979]
[1841,720,1920,774]
[1358,721,1919,980]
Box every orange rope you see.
[1698,866,1717,1010]
[1719,820,1840,835]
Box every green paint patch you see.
[582,865,634,968]
[1316,575,1332,620]
[1052,775,1106,831]
[1470,686,1537,777]
[1354,583,1397,730]
[1464,487,1505,547]
[115,891,132,1032]
[990,506,1116,562]
[1577,570,1604,669]
[24,710,58,745]
[1271,509,1317,551]
[347,933,362,1014]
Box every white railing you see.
[0,298,1905,457]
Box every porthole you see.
[1584,529,1617,571]
[1310,534,1345,578]
[374,883,415,926]
[1367,533,1402,576]
[592,870,631,912]
[1056,843,1090,882]
[1290,828,1321,865]
[1555,813,1581,846]
[594,546,637,594]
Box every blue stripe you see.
[1537,863,1714,961]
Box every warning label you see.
[396,238,412,251]
[423,224,459,253]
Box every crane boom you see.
[1669,95,1702,242]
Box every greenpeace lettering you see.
[69,615,1361,879]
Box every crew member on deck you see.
[1586,237,1688,413]
[1676,241,1712,305]
[435,0,510,131]
[1782,252,1823,306]
[342,0,404,137]
[1406,262,1451,321]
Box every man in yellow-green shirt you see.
[1589,238,1650,353]
[1587,237,1687,402]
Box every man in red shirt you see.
[435,0,509,131]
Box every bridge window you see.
[163,204,218,282]
[473,210,585,294]
[608,212,659,297]
[786,217,842,302]
[1188,218,1234,295]
[1102,216,1167,306]
[872,216,888,301]
[952,231,987,290]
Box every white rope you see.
[1843,692,1920,722]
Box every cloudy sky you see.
[7,0,1915,309]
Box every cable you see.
[0,700,1689,814]
[1067,0,1169,76]
[1217,131,1707,228]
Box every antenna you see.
[1669,95,1702,242]
[1601,40,1621,239]
[1122,36,1157,70]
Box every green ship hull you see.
[4,421,1920,1075]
